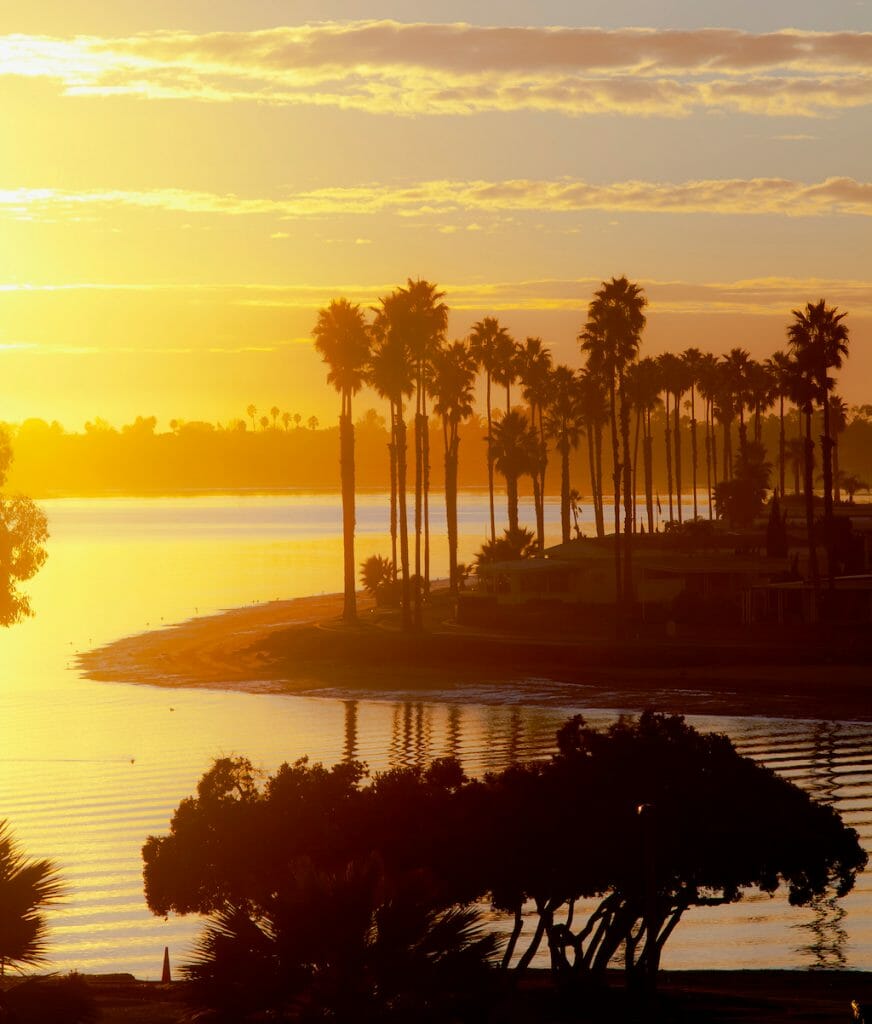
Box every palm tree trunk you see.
[608,383,623,612]
[620,378,634,609]
[663,396,674,522]
[507,474,520,533]
[414,364,424,629]
[396,408,412,630]
[561,442,571,544]
[804,408,820,602]
[423,403,431,597]
[673,392,683,523]
[339,398,357,622]
[821,383,835,589]
[644,409,654,534]
[833,435,841,504]
[632,407,642,533]
[535,406,547,551]
[690,388,698,519]
[778,395,786,498]
[585,426,598,540]
[486,373,495,543]
[594,419,605,538]
[445,423,460,596]
[389,402,398,581]
[705,399,713,519]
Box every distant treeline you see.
[4,405,872,498]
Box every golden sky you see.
[1,1,870,429]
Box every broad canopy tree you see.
[143,714,865,1006]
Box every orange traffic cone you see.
[161,946,171,983]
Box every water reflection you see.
[795,894,849,969]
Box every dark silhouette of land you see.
[78,589,872,722]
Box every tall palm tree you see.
[578,368,608,538]
[766,350,794,498]
[668,356,692,523]
[545,365,584,544]
[696,352,721,518]
[0,820,64,975]
[431,340,476,595]
[626,357,662,533]
[469,317,512,543]
[722,348,754,458]
[369,299,414,626]
[656,352,682,522]
[787,358,821,590]
[491,330,519,415]
[580,277,647,613]
[516,336,553,550]
[786,436,805,496]
[488,411,538,534]
[313,298,370,622]
[747,360,775,444]
[829,395,848,503]
[682,348,704,520]
[788,299,850,586]
[396,279,448,627]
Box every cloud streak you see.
[1,177,870,221]
[1,23,871,117]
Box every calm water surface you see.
[0,494,869,977]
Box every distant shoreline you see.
[78,592,872,723]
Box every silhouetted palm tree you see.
[841,473,869,504]
[786,436,806,497]
[656,352,682,522]
[281,411,291,431]
[788,299,850,586]
[696,352,721,517]
[431,340,477,595]
[766,350,794,498]
[371,293,415,629]
[829,395,848,503]
[0,820,64,975]
[517,336,553,550]
[491,330,519,416]
[313,298,371,622]
[581,277,646,612]
[787,358,821,589]
[626,356,662,533]
[545,365,584,544]
[489,411,537,533]
[578,368,608,538]
[246,404,257,432]
[722,348,755,459]
[307,415,319,431]
[469,317,512,543]
[259,415,269,432]
[682,348,704,519]
[270,406,280,429]
[747,360,775,444]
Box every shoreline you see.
[78,592,872,723]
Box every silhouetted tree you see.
[0,820,64,975]
[313,299,370,622]
[0,433,48,627]
[488,411,537,534]
[516,337,553,551]
[545,365,583,544]
[714,440,772,528]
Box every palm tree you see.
[841,473,869,504]
[246,404,257,432]
[626,357,662,533]
[313,298,370,622]
[696,352,721,517]
[829,395,848,503]
[545,365,584,544]
[395,279,448,627]
[307,415,319,431]
[491,330,519,415]
[787,357,821,590]
[581,277,647,613]
[788,299,850,585]
[259,415,269,432]
[270,406,280,429]
[489,411,537,534]
[766,350,794,498]
[656,352,682,522]
[469,317,512,543]
[786,436,806,497]
[293,412,302,429]
[516,336,553,550]
[371,293,415,629]
[431,340,477,595]
[682,348,704,519]
[281,411,291,432]
[0,820,64,975]
[721,348,755,461]
[747,360,775,444]
[578,368,608,538]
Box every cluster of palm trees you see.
[243,404,319,433]
[314,278,851,628]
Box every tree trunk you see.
[673,392,683,523]
[644,409,654,534]
[389,403,398,581]
[445,427,459,596]
[804,408,819,598]
[396,411,412,630]
[705,400,713,519]
[821,384,835,589]
[423,406,431,597]
[339,405,357,622]
[608,383,623,614]
[414,393,424,629]
[486,374,496,542]
[778,395,786,499]
[620,377,634,611]
[594,421,605,538]
[663,395,674,522]
[507,474,520,533]
[690,388,698,519]
[561,443,571,544]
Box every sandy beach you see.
[78,592,872,722]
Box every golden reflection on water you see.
[0,496,870,976]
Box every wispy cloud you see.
[1,24,871,117]
[2,277,870,316]
[1,177,870,222]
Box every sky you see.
[0,1,870,429]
